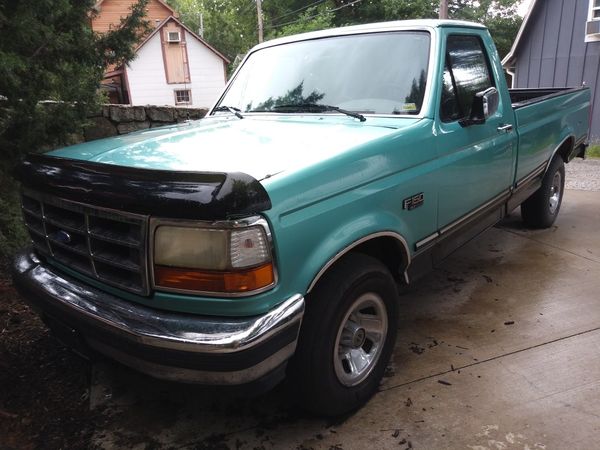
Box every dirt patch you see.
[0,276,99,450]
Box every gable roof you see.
[94,0,178,17]
[502,0,540,68]
[135,15,230,63]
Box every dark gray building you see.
[503,0,600,141]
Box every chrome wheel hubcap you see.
[549,170,562,215]
[334,293,388,387]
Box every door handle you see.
[497,124,513,133]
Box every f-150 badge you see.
[403,193,424,210]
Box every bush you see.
[587,145,600,158]
[0,174,28,271]
[0,0,150,268]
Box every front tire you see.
[521,156,565,228]
[289,253,399,416]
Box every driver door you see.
[436,33,515,229]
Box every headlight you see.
[151,217,275,295]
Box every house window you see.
[175,89,191,104]
[167,31,181,43]
[587,0,600,42]
[592,0,600,20]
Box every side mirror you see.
[460,87,499,127]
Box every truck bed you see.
[509,87,587,109]
[510,86,590,184]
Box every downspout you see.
[506,67,516,88]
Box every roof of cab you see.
[252,19,486,52]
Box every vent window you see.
[167,31,181,43]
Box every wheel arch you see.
[306,231,411,294]
[547,135,575,170]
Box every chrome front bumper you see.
[12,249,305,386]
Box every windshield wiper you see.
[214,105,244,119]
[262,103,366,122]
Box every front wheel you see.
[289,253,399,416]
[521,156,565,228]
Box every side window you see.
[441,35,494,122]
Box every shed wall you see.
[513,0,600,141]
[126,31,226,108]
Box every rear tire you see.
[521,156,565,228]
[289,253,399,416]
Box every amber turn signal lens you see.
[154,263,275,293]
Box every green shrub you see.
[0,0,150,268]
[587,145,600,158]
[0,173,28,271]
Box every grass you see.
[588,145,600,158]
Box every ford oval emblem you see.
[54,230,72,244]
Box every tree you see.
[333,0,437,24]
[448,0,521,58]
[168,0,338,62]
[169,0,521,63]
[333,0,521,59]
[0,0,150,159]
[0,0,150,266]
[167,0,258,61]
[267,4,335,39]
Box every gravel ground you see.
[565,158,600,191]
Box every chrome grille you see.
[21,190,150,295]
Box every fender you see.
[545,134,575,173]
[294,211,414,295]
[306,231,411,293]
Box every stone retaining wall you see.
[84,105,207,141]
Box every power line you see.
[266,0,362,30]
[238,0,257,16]
[270,0,329,24]
[269,0,362,29]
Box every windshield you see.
[216,31,431,116]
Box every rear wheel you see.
[289,253,399,416]
[521,156,565,228]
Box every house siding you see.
[92,0,174,33]
[184,34,227,106]
[126,29,226,108]
[513,0,600,141]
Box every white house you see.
[93,0,229,107]
[124,16,229,107]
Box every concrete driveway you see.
[88,188,600,450]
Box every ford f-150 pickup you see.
[12,20,590,416]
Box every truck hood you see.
[49,115,421,181]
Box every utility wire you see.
[266,0,362,30]
[269,0,329,24]
[237,0,258,16]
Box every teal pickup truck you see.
[13,20,589,416]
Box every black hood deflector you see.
[15,154,272,220]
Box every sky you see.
[517,0,533,16]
